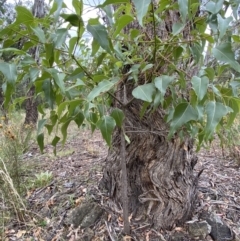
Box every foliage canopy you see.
[0,0,240,151]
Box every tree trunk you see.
[100,90,198,230]
[24,0,45,125]
[100,2,200,230]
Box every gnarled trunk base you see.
[100,105,198,230]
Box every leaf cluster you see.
[0,0,239,151]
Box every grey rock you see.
[169,232,188,241]
[71,202,104,228]
[206,213,234,241]
[188,221,211,239]
[81,204,104,228]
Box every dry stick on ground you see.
[121,84,130,234]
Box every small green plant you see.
[34,171,53,188]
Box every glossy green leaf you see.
[37,119,47,135]
[132,83,156,102]
[42,79,55,109]
[212,43,240,73]
[170,103,198,135]
[113,15,134,37]
[29,67,39,82]
[217,15,232,39]
[229,80,240,96]
[52,136,60,155]
[54,28,68,48]
[172,22,185,35]
[69,37,78,55]
[61,14,83,27]
[191,76,209,101]
[205,101,232,138]
[227,98,239,127]
[87,23,112,53]
[142,64,153,72]
[0,48,26,55]
[91,38,100,56]
[0,63,17,84]
[15,6,34,26]
[111,108,125,127]
[87,79,117,101]
[74,111,84,127]
[72,0,83,15]
[61,120,71,145]
[31,26,46,43]
[173,46,183,60]
[97,116,116,146]
[178,0,188,22]
[154,75,175,104]
[45,43,54,67]
[205,0,224,14]
[132,0,151,26]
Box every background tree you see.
[24,0,45,125]
[0,0,240,233]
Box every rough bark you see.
[24,0,45,125]
[100,2,200,230]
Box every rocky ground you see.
[1,128,240,241]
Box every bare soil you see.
[2,129,240,241]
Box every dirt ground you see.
[2,128,240,241]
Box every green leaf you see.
[74,111,84,127]
[113,15,134,38]
[172,22,185,35]
[217,15,232,39]
[205,0,224,14]
[97,53,107,67]
[178,0,188,22]
[91,38,100,56]
[229,80,240,96]
[37,119,47,135]
[212,43,240,73]
[61,14,83,27]
[173,46,183,60]
[111,108,125,127]
[154,75,175,104]
[191,76,209,101]
[87,79,118,101]
[37,133,44,153]
[52,136,60,155]
[0,48,26,55]
[29,67,39,82]
[227,98,239,127]
[72,0,83,15]
[170,103,198,135]
[31,26,46,43]
[15,6,34,26]
[69,36,78,55]
[87,23,112,53]
[132,83,156,102]
[205,101,232,139]
[97,116,116,146]
[132,0,151,27]
[45,43,54,67]
[54,28,68,48]
[42,79,55,109]
[61,120,71,145]
[190,43,203,63]
[142,64,153,72]
[99,0,129,8]
[0,63,17,84]
[232,35,240,43]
